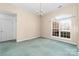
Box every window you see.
[52,21,59,36]
[52,15,72,39]
[59,19,71,38]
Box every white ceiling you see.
[12,3,71,16]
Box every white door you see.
[1,19,7,41]
[0,19,2,41]
[0,13,16,42]
[2,19,13,41]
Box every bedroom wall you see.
[0,3,40,42]
[0,3,78,46]
[77,4,79,48]
[41,4,78,44]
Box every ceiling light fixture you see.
[58,5,63,8]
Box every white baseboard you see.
[16,36,40,42]
[41,36,77,45]
[16,36,77,45]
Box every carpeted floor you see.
[0,38,78,56]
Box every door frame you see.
[0,11,17,42]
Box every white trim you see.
[16,35,77,45]
[51,36,77,45]
[55,15,75,20]
[50,16,77,45]
[16,36,40,42]
[40,35,77,45]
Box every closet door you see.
[0,13,15,42]
[1,18,14,41]
[0,20,2,41]
[1,19,7,41]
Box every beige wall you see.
[77,4,79,48]
[41,4,78,44]
[0,3,79,46]
[0,3,40,42]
